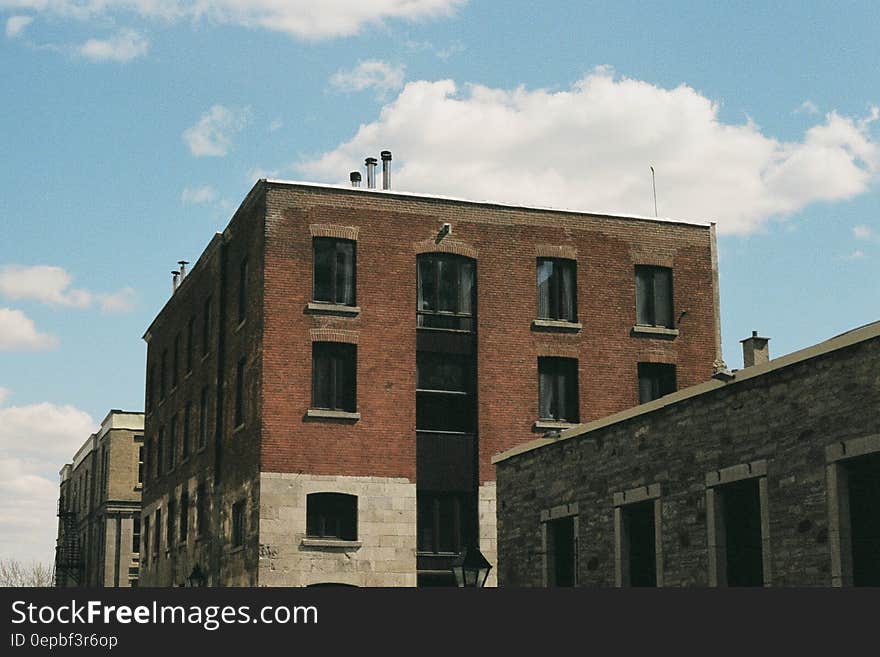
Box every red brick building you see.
[139,176,722,586]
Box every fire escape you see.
[54,495,82,586]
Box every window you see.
[417,492,475,554]
[160,350,167,401]
[156,427,164,478]
[196,482,208,536]
[167,415,177,471]
[202,297,211,356]
[417,254,476,331]
[182,402,191,459]
[231,500,246,547]
[132,516,141,554]
[637,363,677,404]
[238,258,248,324]
[711,478,765,586]
[143,515,150,563]
[546,516,576,587]
[620,501,658,587]
[101,446,109,499]
[172,332,180,388]
[199,386,209,449]
[538,357,579,423]
[311,342,356,412]
[416,352,475,433]
[313,238,356,305]
[234,359,245,427]
[153,509,161,557]
[306,493,357,541]
[635,265,674,328]
[167,497,175,548]
[137,444,144,485]
[537,258,577,322]
[179,490,189,543]
[186,316,195,373]
[841,453,880,586]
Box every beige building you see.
[55,410,145,587]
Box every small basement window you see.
[306,493,357,541]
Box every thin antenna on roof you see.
[650,165,658,217]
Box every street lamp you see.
[186,564,206,588]
[451,545,492,588]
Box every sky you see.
[0,1,878,565]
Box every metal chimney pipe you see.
[178,260,189,279]
[365,157,377,189]
[172,270,180,293]
[380,150,392,190]
[350,171,362,188]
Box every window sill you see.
[306,302,361,317]
[533,420,579,432]
[135,484,143,491]
[301,538,361,550]
[415,326,474,334]
[306,409,361,422]
[631,325,679,338]
[532,319,582,332]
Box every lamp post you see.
[186,564,206,588]
[451,545,492,588]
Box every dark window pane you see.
[416,391,475,432]
[417,352,469,392]
[635,267,653,325]
[180,492,189,542]
[311,343,356,412]
[654,267,673,328]
[437,258,458,312]
[418,256,436,312]
[306,493,357,540]
[537,259,552,319]
[559,261,576,321]
[417,492,475,554]
[625,501,657,587]
[417,254,476,330]
[182,403,191,457]
[637,362,677,403]
[635,265,673,327]
[335,240,356,305]
[313,238,334,302]
[537,258,577,321]
[459,260,474,316]
[538,357,579,422]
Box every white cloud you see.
[181,185,218,204]
[795,100,820,115]
[0,264,135,312]
[5,14,32,38]
[329,60,406,98]
[0,308,58,351]
[300,69,880,235]
[78,28,149,62]
[0,388,9,405]
[853,225,874,240]
[183,105,251,157]
[0,399,96,563]
[0,1,466,40]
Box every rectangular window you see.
[153,509,161,557]
[306,493,358,540]
[179,490,189,543]
[182,402,191,459]
[537,258,577,322]
[238,258,248,324]
[199,386,209,449]
[713,478,765,587]
[101,446,109,499]
[132,516,141,554]
[143,515,150,563]
[416,352,475,433]
[160,350,167,400]
[417,492,476,554]
[197,482,208,536]
[202,297,211,356]
[538,357,580,422]
[637,362,677,403]
[156,427,164,478]
[137,445,144,485]
[172,333,180,388]
[417,254,476,331]
[313,238,356,305]
[167,416,177,471]
[186,316,195,373]
[311,342,356,412]
[234,359,245,427]
[231,500,246,548]
[620,501,658,587]
[635,265,674,328]
[546,516,576,587]
[166,497,175,549]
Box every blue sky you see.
[0,1,878,563]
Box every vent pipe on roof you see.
[350,171,362,188]
[178,260,189,280]
[381,150,392,190]
[741,330,770,368]
[172,270,180,293]
[365,157,377,189]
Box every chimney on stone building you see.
[741,330,770,368]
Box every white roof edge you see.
[97,410,145,439]
[493,319,880,464]
[262,179,713,229]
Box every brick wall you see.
[495,334,880,587]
